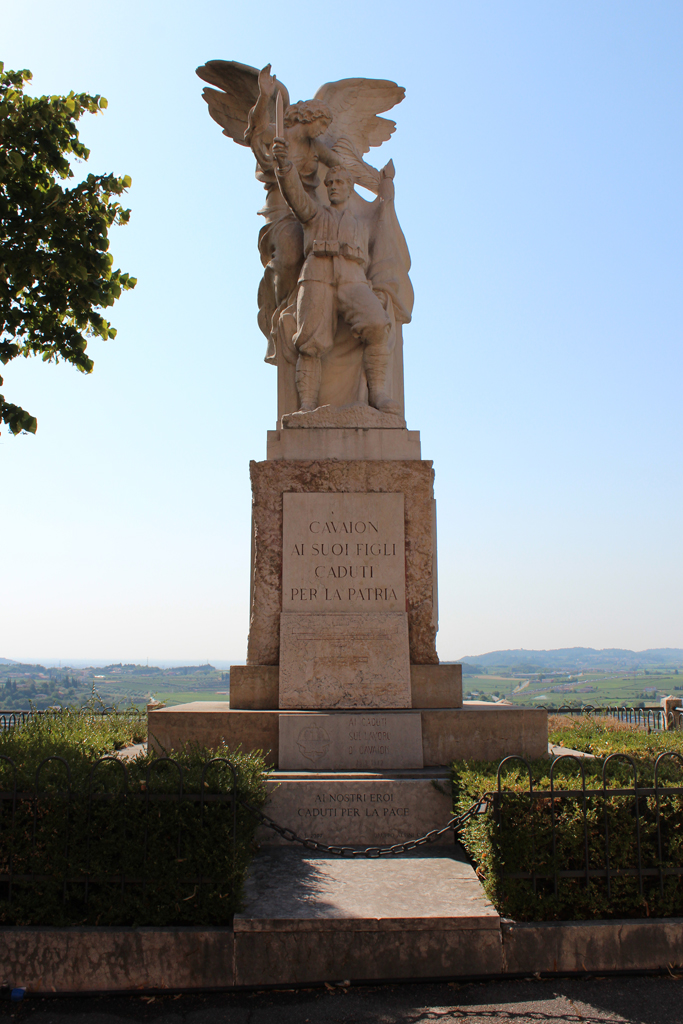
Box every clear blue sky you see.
[2,1,682,663]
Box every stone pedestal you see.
[148,703,548,767]
[150,422,548,844]
[247,456,438,668]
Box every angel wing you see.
[196,60,290,146]
[314,79,405,192]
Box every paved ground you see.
[238,846,496,922]
[1,976,681,1024]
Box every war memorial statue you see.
[148,59,548,849]
[196,61,412,424]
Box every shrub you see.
[0,702,268,926]
[549,713,683,758]
[453,749,683,922]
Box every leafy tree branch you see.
[0,63,136,434]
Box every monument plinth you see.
[147,59,548,846]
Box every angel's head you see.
[324,165,354,205]
[284,100,333,138]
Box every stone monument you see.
[148,60,548,846]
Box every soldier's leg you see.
[293,281,335,412]
[337,283,401,416]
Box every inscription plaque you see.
[259,776,451,846]
[279,611,411,708]
[282,492,405,613]
[278,711,423,770]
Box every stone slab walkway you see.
[232,845,502,985]
[237,845,496,924]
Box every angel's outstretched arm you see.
[273,138,317,223]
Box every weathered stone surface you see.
[0,926,233,993]
[261,771,448,845]
[282,491,405,613]
[501,918,683,975]
[411,664,462,708]
[239,847,495,924]
[422,706,548,764]
[148,704,280,764]
[279,612,411,709]
[282,404,405,429]
[234,847,502,985]
[278,712,423,770]
[230,663,464,711]
[267,428,421,461]
[229,665,278,710]
[248,459,438,666]
[148,704,548,765]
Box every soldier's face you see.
[326,173,352,205]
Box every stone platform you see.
[148,703,548,766]
[234,845,502,985]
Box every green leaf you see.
[0,64,135,439]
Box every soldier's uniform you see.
[276,161,393,410]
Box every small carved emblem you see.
[296,725,331,764]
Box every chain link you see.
[238,795,491,858]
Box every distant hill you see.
[458,648,683,673]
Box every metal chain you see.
[237,795,491,857]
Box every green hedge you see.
[453,752,683,922]
[0,704,268,926]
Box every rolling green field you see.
[3,652,682,712]
[463,670,682,708]
[0,661,233,710]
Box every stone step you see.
[234,845,501,985]
[259,770,454,847]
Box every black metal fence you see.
[493,752,683,900]
[0,754,247,925]
[544,705,681,731]
[0,706,146,733]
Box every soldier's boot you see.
[363,346,402,417]
[295,353,322,412]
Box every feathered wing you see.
[196,60,290,146]
[314,79,405,192]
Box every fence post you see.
[661,696,682,731]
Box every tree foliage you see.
[0,64,136,434]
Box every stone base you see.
[279,612,412,710]
[248,459,438,666]
[281,404,405,430]
[148,703,548,765]
[259,769,451,846]
[278,712,423,770]
[229,663,462,710]
[4,908,683,992]
[267,428,421,461]
[229,665,279,710]
[411,664,462,708]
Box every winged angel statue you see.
[196,60,413,423]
